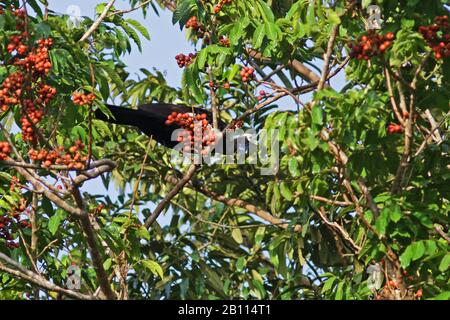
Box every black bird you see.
[95,103,227,149]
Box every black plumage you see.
[95,103,226,149]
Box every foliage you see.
[0,0,448,300]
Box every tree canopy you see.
[0,0,448,300]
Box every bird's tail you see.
[94,104,145,126]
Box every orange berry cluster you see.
[9,176,20,191]
[419,15,450,60]
[387,123,402,134]
[186,16,206,38]
[20,100,44,143]
[219,36,230,47]
[7,34,28,55]
[175,53,196,68]
[0,141,11,160]
[72,92,95,106]
[214,0,232,14]
[240,66,255,82]
[0,6,58,148]
[11,37,54,75]
[0,71,24,111]
[38,84,57,104]
[349,31,395,60]
[0,198,31,250]
[28,140,88,170]
[165,112,216,154]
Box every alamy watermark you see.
[66,5,83,29]
[169,124,280,176]
[66,265,81,290]
[367,5,382,30]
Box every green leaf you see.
[230,17,250,44]
[136,226,150,240]
[35,22,51,37]
[429,291,450,300]
[257,0,275,22]
[48,214,62,235]
[126,19,150,40]
[142,260,164,279]
[411,241,425,261]
[265,22,279,41]
[375,208,390,236]
[322,276,336,293]
[335,281,344,300]
[312,106,323,125]
[362,0,371,8]
[302,128,319,151]
[172,0,195,26]
[232,228,243,244]
[412,211,433,229]
[103,258,112,271]
[252,24,265,49]
[390,204,402,223]
[196,48,208,70]
[439,254,450,272]
[120,22,142,51]
[288,157,300,177]
[280,182,293,201]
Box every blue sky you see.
[48,0,193,87]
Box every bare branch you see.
[144,164,198,228]
[165,175,302,232]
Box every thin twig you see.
[108,0,152,16]
[144,164,198,228]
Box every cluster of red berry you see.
[38,84,57,104]
[214,0,232,14]
[72,92,95,106]
[7,34,28,55]
[0,141,11,160]
[219,36,230,47]
[186,16,206,38]
[20,100,44,143]
[165,112,216,154]
[175,53,196,68]
[0,71,24,111]
[349,31,395,60]
[0,7,57,147]
[0,198,31,249]
[28,140,88,170]
[256,90,266,101]
[240,66,255,82]
[11,36,54,75]
[387,123,402,134]
[419,15,449,60]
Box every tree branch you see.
[144,164,198,228]
[165,175,302,232]
[0,253,95,300]
[79,0,116,42]
[72,187,117,299]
